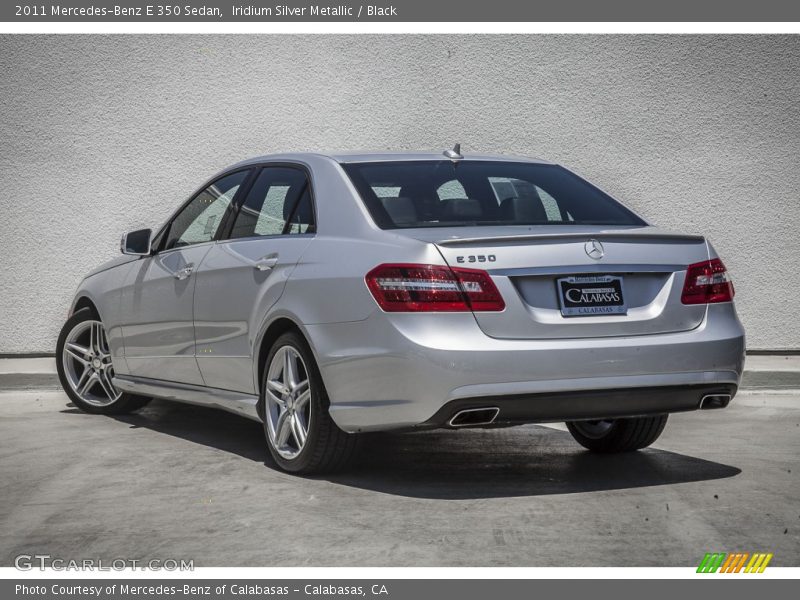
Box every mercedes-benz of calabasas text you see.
[57,149,745,473]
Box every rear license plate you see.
[557,275,627,317]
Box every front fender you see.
[68,261,137,368]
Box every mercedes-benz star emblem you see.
[584,239,604,260]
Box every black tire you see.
[260,330,360,474]
[56,308,151,415]
[566,414,668,453]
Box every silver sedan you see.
[56,149,745,473]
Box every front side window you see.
[229,167,315,239]
[342,161,645,229]
[165,170,250,249]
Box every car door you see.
[193,165,316,393]
[119,169,252,385]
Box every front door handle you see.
[254,254,279,271]
[173,264,194,280]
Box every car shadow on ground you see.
[65,398,741,500]
[339,431,741,499]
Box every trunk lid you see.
[404,225,709,340]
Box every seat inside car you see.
[379,196,418,225]
[499,196,548,222]
[283,185,314,232]
[440,197,485,221]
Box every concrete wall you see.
[1,35,798,352]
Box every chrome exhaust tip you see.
[699,394,732,410]
[448,407,500,427]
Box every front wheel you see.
[261,331,359,474]
[566,415,668,453]
[56,308,151,415]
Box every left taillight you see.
[681,258,735,305]
[365,263,505,312]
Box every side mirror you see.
[120,228,152,256]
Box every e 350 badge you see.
[456,254,496,264]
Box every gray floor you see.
[1,388,798,567]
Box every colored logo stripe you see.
[720,553,749,573]
[697,553,726,573]
[745,553,773,573]
[720,553,737,572]
[697,552,772,573]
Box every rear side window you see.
[229,167,315,239]
[342,161,645,229]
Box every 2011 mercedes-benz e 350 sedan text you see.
[57,149,746,473]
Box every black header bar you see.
[5,0,800,22]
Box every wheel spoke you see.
[88,322,96,355]
[78,371,98,397]
[95,323,102,354]
[97,371,118,400]
[267,379,287,396]
[291,413,307,447]
[283,348,297,388]
[294,389,311,410]
[275,410,292,446]
[65,342,90,365]
[73,366,91,392]
[100,326,110,354]
[293,378,309,395]
[266,388,286,408]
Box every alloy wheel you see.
[265,346,312,460]
[61,320,121,406]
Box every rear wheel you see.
[57,308,150,415]
[261,331,359,474]
[566,415,668,453]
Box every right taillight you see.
[681,258,735,304]
[365,263,505,312]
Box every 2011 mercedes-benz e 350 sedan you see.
[57,149,745,473]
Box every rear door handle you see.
[254,254,279,271]
[173,264,194,280]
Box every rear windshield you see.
[342,161,646,229]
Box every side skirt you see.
[113,374,261,422]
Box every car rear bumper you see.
[419,383,737,429]
[307,303,745,432]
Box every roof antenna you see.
[443,143,463,160]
